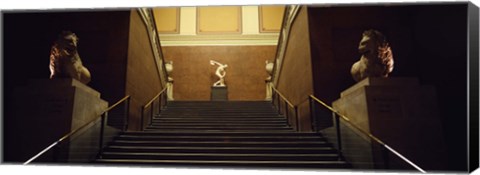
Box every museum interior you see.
[2,3,479,173]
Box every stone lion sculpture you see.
[351,29,394,82]
[49,31,91,84]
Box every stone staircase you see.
[95,101,349,169]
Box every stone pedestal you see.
[265,79,272,101]
[24,79,109,131]
[12,79,108,161]
[332,77,447,170]
[167,77,174,101]
[211,86,228,101]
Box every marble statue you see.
[165,61,173,75]
[351,29,394,82]
[165,61,174,100]
[49,31,91,84]
[210,60,228,87]
[266,60,274,80]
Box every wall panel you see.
[197,6,242,34]
[259,6,285,32]
[153,7,180,34]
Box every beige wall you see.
[162,46,276,101]
[276,6,314,132]
[126,10,165,131]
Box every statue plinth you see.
[12,78,108,162]
[16,78,108,132]
[211,86,228,101]
[331,77,446,169]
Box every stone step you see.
[100,152,341,161]
[114,135,326,142]
[94,159,350,169]
[109,140,332,147]
[152,119,286,125]
[144,126,293,130]
[96,101,347,170]
[120,131,321,136]
[153,117,286,121]
[158,113,280,116]
[103,146,338,154]
[149,123,287,127]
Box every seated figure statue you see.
[210,60,228,87]
[351,29,394,82]
[49,31,91,84]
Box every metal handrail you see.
[144,87,167,108]
[270,5,289,84]
[147,8,169,86]
[24,95,131,164]
[269,83,299,131]
[309,95,384,144]
[138,8,169,86]
[270,84,294,108]
[309,95,426,173]
[268,5,302,131]
[271,5,301,85]
[141,86,168,130]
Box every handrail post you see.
[159,93,163,112]
[98,111,107,158]
[164,91,168,107]
[285,101,289,126]
[52,144,60,162]
[309,96,317,132]
[124,97,130,131]
[141,106,145,131]
[150,104,154,125]
[333,112,343,160]
[294,105,299,132]
[271,88,275,106]
[383,146,390,169]
[277,93,281,114]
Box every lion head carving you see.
[351,29,394,82]
[49,31,91,84]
